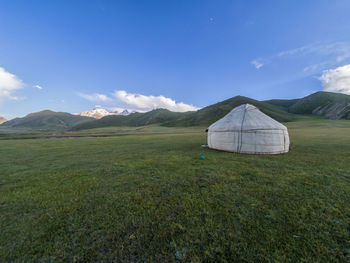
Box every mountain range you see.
[71,91,350,131]
[1,91,349,132]
[0,110,93,132]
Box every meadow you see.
[1,118,350,262]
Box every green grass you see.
[0,125,203,140]
[1,119,350,262]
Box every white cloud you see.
[114,90,200,112]
[0,67,23,102]
[319,64,350,95]
[277,42,350,59]
[252,42,350,73]
[277,44,313,57]
[34,85,43,90]
[109,107,127,113]
[78,92,113,103]
[251,60,263,69]
[303,62,328,73]
[78,90,200,112]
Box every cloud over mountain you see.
[319,64,350,95]
[78,90,200,112]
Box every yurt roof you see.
[208,104,287,132]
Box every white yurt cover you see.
[207,104,290,154]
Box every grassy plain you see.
[1,119,350,262]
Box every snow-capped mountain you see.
[75,108,132,119]
[74,108,115,119]
[0,116,7,124]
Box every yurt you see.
[207,104,290,154]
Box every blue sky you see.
[1,0,350,119]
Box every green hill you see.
[288,91,350,119]
[266,91,350,119]
[0,110,94,132]
[264,98,300,112]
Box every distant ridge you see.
[0,110,94,132]
[265,91,350,119]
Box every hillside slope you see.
[265,92,350,119]
[0,110,94,132]
[288,92,350,119]
[264,98,300,112]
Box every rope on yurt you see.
[238,105,247,153]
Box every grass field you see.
[1,119,350,262]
